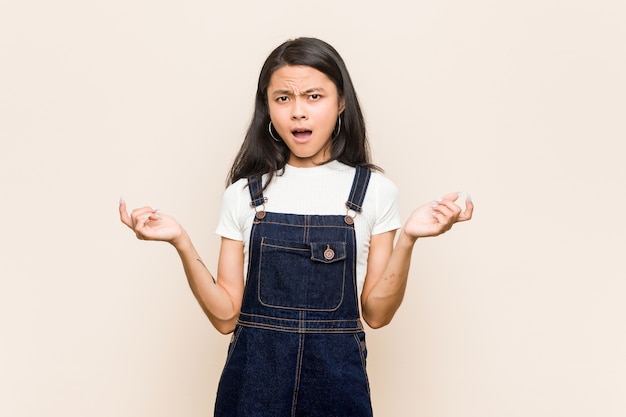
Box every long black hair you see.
[227,37,378,187]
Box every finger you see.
[457,196,474,222]
[130,206,158,225]
[118,199,134,228]
[147,211,161,222]
[139,208,162,224]
[132,211,160,239]
[431,211,454,233]
[434,199,462,217]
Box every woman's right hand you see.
[119,199,184,244]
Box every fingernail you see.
[119,197,123,205]
[467,194,472,202]
[457,191,462,197]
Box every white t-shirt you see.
[215,160,402,295]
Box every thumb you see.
[118,198,132,228]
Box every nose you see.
[291,99,307,120]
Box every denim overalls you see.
[214,166,373,417]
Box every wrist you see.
[170,229,191,250]
[398,227,418,248]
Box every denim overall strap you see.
[247,174,266,208]
[345,165,371,213]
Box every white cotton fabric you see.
[215,160,402,295]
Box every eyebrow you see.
[270,87,327,96]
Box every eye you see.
[309,94,321,100]
[276,96,289,102]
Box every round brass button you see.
[324,245,335,260]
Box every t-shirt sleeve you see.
[368,174,402,235]
[215,180,245,241]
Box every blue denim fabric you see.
[215,167,373,417]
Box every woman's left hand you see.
[402,192,474,240]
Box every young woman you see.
[120,37,473,417]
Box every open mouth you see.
[292,129,313,140]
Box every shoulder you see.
[362,170,401,233]
[222,177,250,207]
[367,169,399,198]
[224,177,248,195]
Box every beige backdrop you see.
[2,1,625,416]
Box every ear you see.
[338,96,346,114]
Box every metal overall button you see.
[254,202,267,220]
[323,244,335,261]
[344,208,357,225]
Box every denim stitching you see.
[222,326,243,369]
[247,175,266,208]
[257,236,347,312]
[354,332,371,395]
[239,312,363,325]
[356,168,371,211]
[345,166,362,211]
[345,166,371,212]
[291,331,305,417]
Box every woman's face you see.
[267,65,345,167]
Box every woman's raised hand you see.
[119,199,184,244]
[402,192,474,240]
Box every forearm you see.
[362,230,416,328]
[172,232,240,334]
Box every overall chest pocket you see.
[258,237,347,311]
